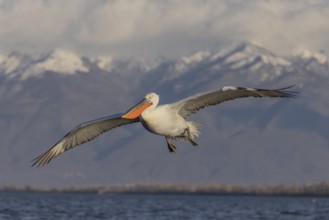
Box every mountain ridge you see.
[0,43,327,81]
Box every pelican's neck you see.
[151,99,159,109]
[141,93,159,116]
[147,93,160,110]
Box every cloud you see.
[222,0,329,54]
[0,0,328,57]
[75,0,229,57]
[0,0,84,53]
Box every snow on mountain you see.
[34,49,88,73]
[158,43,298,85]
[0,43,327,81]
[222,43,292,70]
[294,49,328,65]
[0,53,21,76]
[181,51,212,65]
[161,51,212,82]
[91,55,114,72]
[0,49,90,80]
[22,49,89,79]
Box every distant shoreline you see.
[2,182,329,196]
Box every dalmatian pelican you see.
[32,86,297,167]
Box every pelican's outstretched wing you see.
[171,86,298,118]
[32,114,139,167]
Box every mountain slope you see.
[0,43,328,187]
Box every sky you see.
[0,0,328,59]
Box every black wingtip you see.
[31,155,43,168]
[277,85,300,99]
[31,151,50,167]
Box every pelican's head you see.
[122,92,159,119]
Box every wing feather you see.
[172,86,298,117]
[32,114,139,167]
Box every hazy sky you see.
[0,0,328,58]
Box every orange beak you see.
[122,98,152,119]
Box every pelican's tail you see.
[187,121,201,139]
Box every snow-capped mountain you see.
[0,49,156,80]
[0,49,89,80]
[0,43,328,187]
[1,43,327,82]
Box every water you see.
[0,192,328,220]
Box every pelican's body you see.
[141,105,186,136]
[141,104,196,136]
[32,86,297,167]
[139,103,199,151]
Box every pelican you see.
[32,86,297,167]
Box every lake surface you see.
[0,192,328,220]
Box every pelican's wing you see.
[171,86,298,118]
[32,114,139,167]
